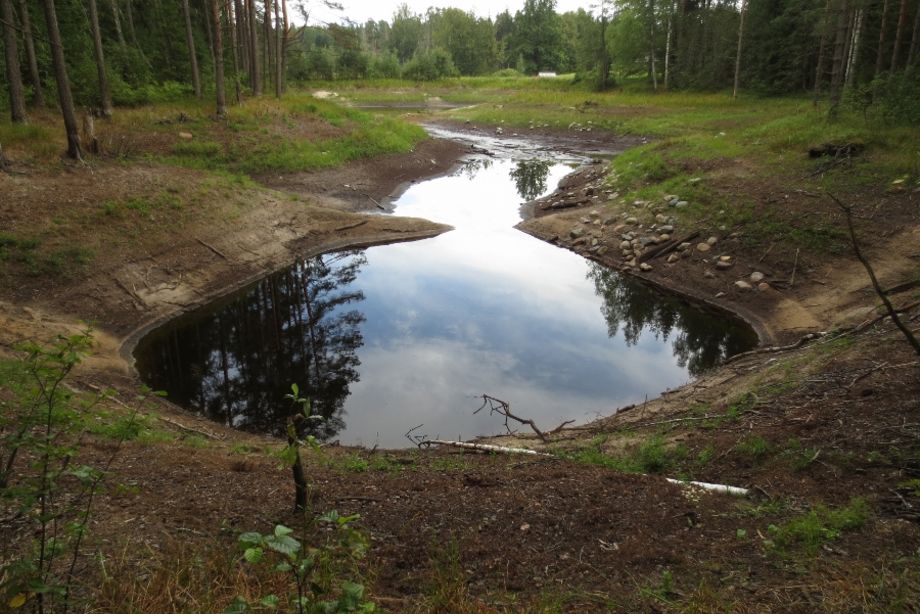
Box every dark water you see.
[135,152,757,447]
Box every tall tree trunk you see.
[247,0,260,94]
[234,0,247,76]
[124,0,138,46]
[181,0,202,97]
[211,0,226,117]
[18,0,44,107]
[1,0,28,122]
[108,0,125,46]
[263,0,272,93]
[648,0,658,90]
[273,0,281,97]
[40,0,82,158]
[280,0,288,92]
[875,0,890,76]
[908,0,920,65]
[663,0,673,90]
[845,8,864,86]
[829,0,850,117]
[87,0,113,117]
[890,0,909,70]
[732,0,746,98]
[813,0,832,105]
[201,0,215,65]
[227,0,241,103]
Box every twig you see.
[829,193,920,355]
[475,394,550,442]
[334,220,368,232]
[157,416,221,440]
[790,247,800,288]
[725,331,826,364]
[630,415,723,429]
[758,242,775,263]
[854,300,920,333]
[195,238,228,260]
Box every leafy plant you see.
[763,499,869,556]
[228,513,374,613]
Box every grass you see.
[763,498,869,557]
[0,233,94,277]
[569,435,687,474]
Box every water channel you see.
[134,134,758,447]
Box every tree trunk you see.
[1,0,28,122]
[648,0,658,90]
[200,0,215,65]
[247,0,260,94]
[234,0,247,76]
[108,0,125,46]
[813,0,832,105]
[40,0,82,159]
[273,0,281,97]
[280,0,288,93]
[87,0,113,117]
[829,0,850,117]
[289,436,307,512]
[890,0,909,70]
[211,0,226,117]
[124,0,137,46]
[181,0,202,97]
[732,0,746,98]
[663,0,673,90]
[908,0,920,65]
[875,0,890,76]
[18,0,44,107]
[845,8,863,86]
[263,0,272,93]
[227,0,241,103]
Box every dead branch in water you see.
[829,193,920,355]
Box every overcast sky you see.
[298,0,591,26]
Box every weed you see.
[763,498,869,556]
[736,435,771,461]
[569,435,686,474]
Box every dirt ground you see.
[1,123,918,611]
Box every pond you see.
[134,138,757,447]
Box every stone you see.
[707,236,719,246]
[667,253,680,263]
[675,200,689,208]
[619,240,632,250]
[750,271,765,283]
[704,270,715,279]
[719,255,732,262]
[589,209,600,218]
[591,238,599,247]
[625,217,638,224]
[592,219,602,226]
[697,242,711,252]
[715,260,733,270]
[758,282,771,292]
[659,234,671,242]
[640,263,653,272]
[569,226,586,239]
[495,127,504,135]
[655,213,668,223]
[603,216,618,225]
[688,177,702,184]
[678,242,691,251]
[597,246,609,256]
[734,280,753,291]
[580,217,592,224]
[659,224,675,234]
[715,291,726,298]
[178,131,193,139]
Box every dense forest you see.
[1,0,918,158]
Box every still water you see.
[134,151,757,447]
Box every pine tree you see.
[1,0,28,122]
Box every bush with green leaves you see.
[227,512,375,613]
[401,49,459,81]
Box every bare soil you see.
[1,124,918,611]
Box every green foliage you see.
[0,233,94,278]
[230,514,374,613]
[570,435,687,474]
[736,435,771,461]
[402,49,460,81]
[763,499,869,556]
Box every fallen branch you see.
[854,301,920,333]
[664,478,749,497]
[790,247,800,287]
[196,238,228,260]
[829,193,920,355]
[334,220,368,232]
[475,394,556,442]
[158,416,221,440]
[418,439,552,456]
[725,331,827,364]
[639,230,701,263]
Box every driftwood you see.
[196,237,228,260]
[639,230,701,263]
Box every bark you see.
[273,0,281,97]
[813,0,832,105]
[108,0,125,45]
[124,0,137,46]
[648,0,658,90]
[263,0,272,93]
[1,0,27,122]
[247,0,260,94]
[40,0,82,159]
[289,437,307,511]
[663,0,673,90]
[280,0,288,92]
[87,0,113,117]
[234,0,247,75]
[227,0,241,103]
[211,0,226,117]
[845,8,863,86]
[909,0,920,65]
[828,0,850,117]
[18,0,44,107]
[181,0,202,97]
[200,0,214,65]
[732,0,746,98]
[890,0,909,70]
[875,0,890,75]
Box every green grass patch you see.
[0,233,94,277]
[764,498,869,556]
[569,435,687,474]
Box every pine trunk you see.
[211,0,226,117]
[227,0,242,103]
[40,0,82,158]
[201,0,215,65]
[109,0,125,46]
[263,0,272,93]
[828,0,850,117]
[124,0,138,46]
[733,0,747,98]
[890,0,909,70]
[87,0,113,117]
[234,0,247,76]
[845,8,864,86]
[908,0,919,65]
[273,0,281,97]
[1,0,28,122]
[648,0,658,89]
[813,0,832,105]
[18,0,44,107]
[875,0,889,76]
[280,0,289,93]
[247,0,260,95]
[663,1,673,90]
[182,0,202,97]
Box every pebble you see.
[655,213,668,223]
[626,217,638,224]
[758,282,771,292]
[659,234,671,242]
[620,240,632,250]
[697,243,711,252]
[675,201,689,208]
[570,226,586,239]
[659,225,675,234]
[716,260,733,270]
[640,263,653,271]
[667,253,680,263]
[715,291,726,298]
[719,255,732,262]
[734,280,753,291]
[707,236,719,246]
[704,270,715,279]
[678,242,691,251]
[178,131,193,139]
[750,271,765,283]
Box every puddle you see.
[135,145,757,447]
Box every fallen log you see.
[419,439,552,456]
[665,478,749,497]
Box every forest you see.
[2,0,919,154]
